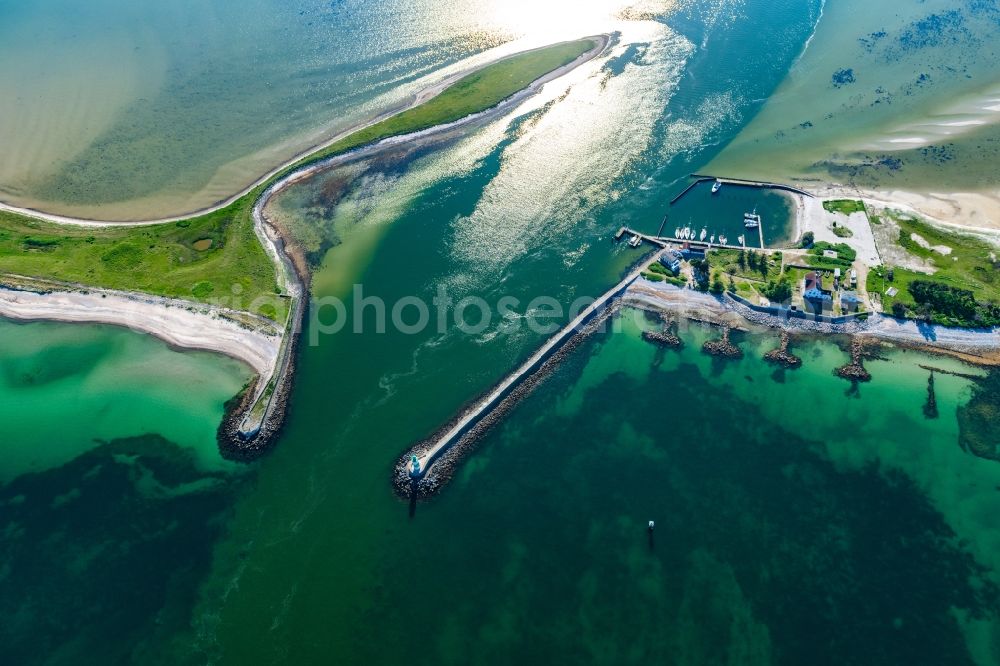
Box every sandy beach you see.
[806,183,1000,236]
[0,283,282,380]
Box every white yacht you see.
[711,179,722,194]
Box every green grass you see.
[832,225,853,238]
[0,39,597,316]
[0,194,288,319]
[805,241,856,269]
[710,248,779,281]
[868,214,1000,326]
[287,39,596,172]
[893,215,1000,302]
[823,199,866,216]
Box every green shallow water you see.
[0,320,249,482]
[5,0,1000,664]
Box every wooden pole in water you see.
[656,214,668,239]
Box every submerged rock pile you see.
[642,314,682,348]
[763,331,802,368]
[835,336,873,382]
[923,371,939,419]
[642,330,682,347]
[702,327,743,359]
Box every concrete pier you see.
[688,174,815,198]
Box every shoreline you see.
[0,35,609,228]
[0,34,611,459]
[625,281,1000,366]
[802,182,1000,237]
[0,277,282,380]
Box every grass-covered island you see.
[0,36,606,457]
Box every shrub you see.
[762,278,792,303]
[192,281,215,298]
[710,272,725,294]
[800,231,815,248]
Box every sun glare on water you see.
[487,0,637,42]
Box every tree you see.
[762,277,792,303]
[891,301,907,319]
[737,250,746,270]
[710,272,725,294]
[800,231,815,248]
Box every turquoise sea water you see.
[0,0,643,219]
[4,0,1000,664]
[710,0,1000,190]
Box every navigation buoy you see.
[648,520,655,532]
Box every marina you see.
[665,175,794,249]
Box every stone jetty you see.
[763,331,801,368]
[702,326,743,358]
[835,337,873,382]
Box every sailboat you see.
[699,228,707,241]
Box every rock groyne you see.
[702,327,743,358]
[764,331,802,368]
[835,337,873,382]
